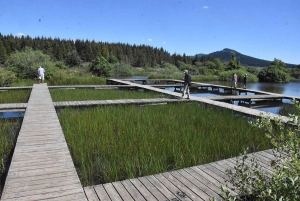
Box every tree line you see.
[0,33,192,67]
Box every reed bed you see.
[58,102,271,186]
[50,88,166,102]
[0,118,22,194]
[47,77,106,86]
[0,90,31,103]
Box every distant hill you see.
[191,48,297,68]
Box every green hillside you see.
[191,48,297,68]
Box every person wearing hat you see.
[243,74,248,88]
[182,70,191,99]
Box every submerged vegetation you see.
[58,103,271,186]
[50,88,166,102]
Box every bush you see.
[219,70,258,82]
[5,47,52,79]
[219,99,300,201]
[0,70,16,86]
[112,63,134,76]
[90,56,111,77]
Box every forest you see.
[0,33,300,86]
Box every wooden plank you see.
[121,179,146,201]
[190,166,237,197]
[138,176,167,200]
[111,181,134,201]
[129,178,158,200]
[94,184,112,201]
[161,172,204,201]
[170,170,213,200]
[103,183,122,201]
[84,186,100,201]
[177,169,222,200]
[183,167,224,198]
[147,174,192,201]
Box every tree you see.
[65,50,81,67]
[226,54,240,71]
[0,39,7,64]
[5,47,52,79]
[90,56,111,77]
[258,58,290,82]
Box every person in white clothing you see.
[38,66,45,84]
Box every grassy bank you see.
[58,103,271,186]
[0,90,31,104]
[50,88,167,102]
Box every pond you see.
[160,80,300,116]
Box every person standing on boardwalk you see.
[243,74,248,88]
[38,66,45,84]
[182,70,191,99]
[232,73,237,88]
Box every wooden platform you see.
[1,84,87,201]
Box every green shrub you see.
[219,99,300,201]
[0,70,16,87]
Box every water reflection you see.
[0,111,25,119]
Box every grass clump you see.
[50,88,166,102]
[0,90,31,104]
[58,103,271,186]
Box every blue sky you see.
[1,0,299,64]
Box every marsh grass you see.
[47,77,106,86]
[0,118,22,195]
[58,102,271,186]
[50,88,167,102]
[0,90,31,103]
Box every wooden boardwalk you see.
[0,81,291,200]
[1,84,87,201]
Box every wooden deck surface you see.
[1,84,87,201]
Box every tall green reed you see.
[0,119,22,190]
[50,88,165,102]
[58,103,271,186]
[0,90,31,103]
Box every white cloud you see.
[15,33,25,37]
[203,6,209,9]
[163,41,167,44]
[148,38,152,42]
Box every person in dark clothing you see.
[182,70,191,99]
[243,74,248,88]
